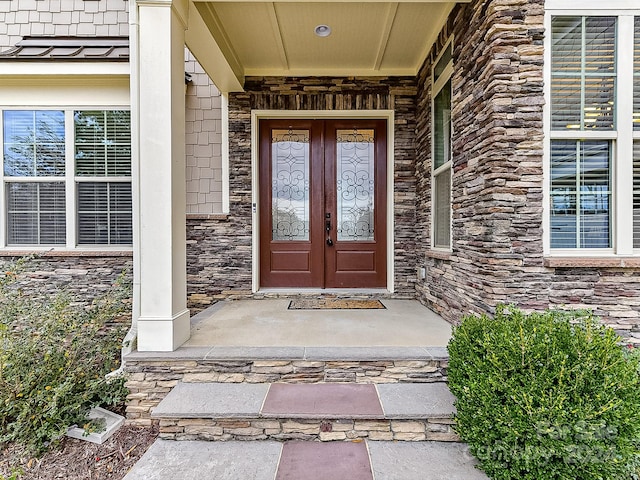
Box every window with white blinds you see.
[6,182,66,245]
[3,110,66,245]
[635,17,640,132]
[75,110,131,177]
[74,110,132,245]
[432,41,453,250]
[1,109,132,248]
[551,17,616,131]
[548,14,640,253]
[634,141,640,248]
[550,140,611,248]
[634,18,640,248]
[77,182,132,245]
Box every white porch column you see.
[135,0,190,351]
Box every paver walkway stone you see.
[123,440,491,480]
[368,441,489,480]
[122,439,281,480]
[275,441,373,480]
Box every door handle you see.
[326,214,333,246]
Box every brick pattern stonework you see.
[185,76,419,302]
[413,0,640,342]
[125,358,448,424]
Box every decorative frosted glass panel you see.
[6,182,65,245]
[434,168,451,248]
[434,80,452,170]
[551,17,616,131]
[336,129,375,242]
[271,129,310,241]
[634,141,640,248]
[635,17,640,131]
[550,140,611,249]
[3,110,65,177]
[75,110,131,176]
[78,182,132,245]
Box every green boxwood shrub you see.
[0,258,130,454]
[448,305,640,480]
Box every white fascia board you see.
[203,0,470,3]
[0,62,130,77]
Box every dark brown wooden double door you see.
[259,119,387,288]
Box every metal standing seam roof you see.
[0,36,129,62]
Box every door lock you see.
[325,213,333,246]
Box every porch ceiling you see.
[191,0,467,89]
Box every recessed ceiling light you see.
[314,24,332,37]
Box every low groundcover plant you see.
[0,258,130,454]
[448,305,640,480]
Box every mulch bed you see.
[0,423,158,480]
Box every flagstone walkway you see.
[123,439,489,480]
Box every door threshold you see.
[257,288,390,296]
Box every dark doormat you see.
[288,299,386,310]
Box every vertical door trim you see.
[251,110,395,293]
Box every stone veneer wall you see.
[414,0,640,343]
[185,77,419,307]
[125,356,449,425]
[0,253,133,324]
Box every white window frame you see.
[431,37,454,251]
[0,107,133,251]
[543,2,640,256]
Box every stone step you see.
[123,439,490,480]
[125,346,449,425]
[152,382,459,442]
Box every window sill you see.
[426,249,452,261]
[543,257,640,268]
[0,249,133,258]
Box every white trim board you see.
[0,78,130,106]
[545,0,640,11]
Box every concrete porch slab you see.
[183,299,452,348]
